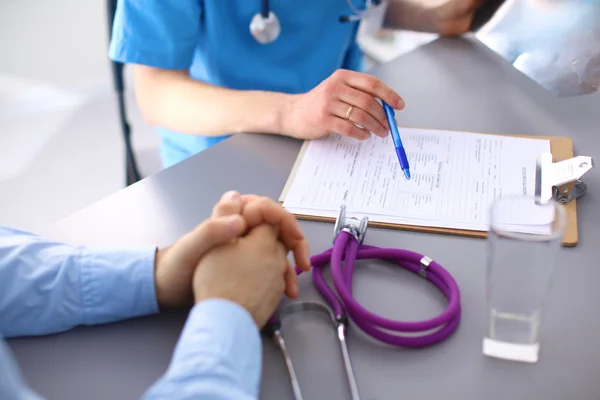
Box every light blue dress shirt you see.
[109,0,365,168]
[0,226,262,399]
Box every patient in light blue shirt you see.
[0,192,310,400]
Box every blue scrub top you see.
[109,0,366,168]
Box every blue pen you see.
[382,100,411,180]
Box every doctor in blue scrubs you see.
[109,0,481,168]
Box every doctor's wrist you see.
[226,90,293,137]
[276,93,307,139]
[255,91,297,137]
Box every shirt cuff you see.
[166,299,262,397]
[78,247,159,325]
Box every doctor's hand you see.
[281,69,404,141]
[211,191,311,299]
[193,224,290,329]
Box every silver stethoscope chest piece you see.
[250,11,281,44]
[250,0,382,45]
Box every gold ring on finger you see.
[345,105,354,121]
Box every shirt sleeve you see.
[108,0,203,69]
[142,299,262,400]
[0,226,158,338]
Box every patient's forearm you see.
[133,66,292,137]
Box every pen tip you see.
[403,169,411,180]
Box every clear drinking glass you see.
[483,195,567,363]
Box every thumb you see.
[175,215,247,263]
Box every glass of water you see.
[483,195,567,363]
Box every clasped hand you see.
[153,191,310,328]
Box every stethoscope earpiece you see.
[250,11,281,44]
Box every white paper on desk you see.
[282,128,552,233]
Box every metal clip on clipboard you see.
[535,153,594,204]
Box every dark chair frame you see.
[107,0,143,186]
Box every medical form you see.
[282,127,552,232]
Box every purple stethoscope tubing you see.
[289,231,462,348]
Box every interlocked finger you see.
[212,191,244,218]
[241,197,311,272]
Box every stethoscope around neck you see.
[250,0,383,44]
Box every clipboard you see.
[279,132,588,247]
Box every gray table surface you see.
[8,37,600,400]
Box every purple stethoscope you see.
[263,205,462,400]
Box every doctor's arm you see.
[132,67,293,138]
[384,0,483,36]
[109,1,404,142]
[132,65,404,142]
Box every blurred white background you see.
[0,0,434,232]
[1,0,164,231]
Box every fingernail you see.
[223,190,240,201]
[397,99,405,109]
